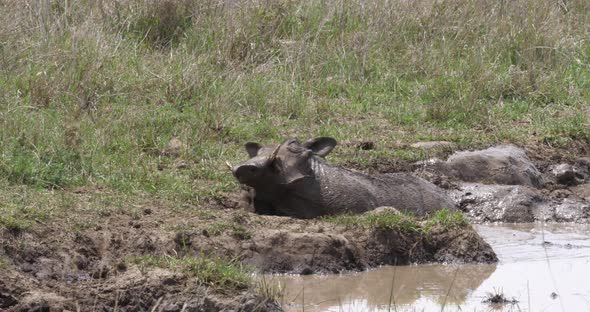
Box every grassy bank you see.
[324,208,468,233]
[1,0,589,225]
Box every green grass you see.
[424,209,469,232]
[0,183,56,232]
[130,254,253,292]
[324,208,468,234]
[324,210,422,232]
[0,0,588,232]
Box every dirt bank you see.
[0,194,495,311]
[0,199,283,312]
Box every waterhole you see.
[275,223,590,312]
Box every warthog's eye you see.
[287,144,305,154]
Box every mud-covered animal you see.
[228,137,457,219]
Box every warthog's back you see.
[317,166,456,216]
[380,173,456,215]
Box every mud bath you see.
[276,223,590,312]
[1,143,587,311]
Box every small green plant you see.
[424,209,469,232]
[204,221,232,236]
[0,143,83,189]
[0,191,51,233]
[195,209,219,220]
[185,257,252,291]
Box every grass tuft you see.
[424,209,469,232]
[482,287,519,305]
[0,257,8,270]
[255,275,285,305]
[324,210,421,233]
[130,254,253,292]
[325,208,469,235]
[124,0,193,48]
[203,220,252,240]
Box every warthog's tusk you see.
[225,161,233,170]
[268,144,280,163]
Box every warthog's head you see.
[228,137,337,189]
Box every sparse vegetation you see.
[0,184,54,232]
[324,208,468,234]
[0,256,9,270]
[130,254,253,292]
[324,210,418,231]
[203,220,253,239]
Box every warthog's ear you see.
[303,137,337,157]
[245,142,262,158]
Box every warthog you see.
[228,137,457,219]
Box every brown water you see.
[274,223,590,312]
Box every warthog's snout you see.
[229,144,283,187]
[232,164,261,184]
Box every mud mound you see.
[366,223,497,266]
[242,230,365,274]
[175,213,497,275]
[244,224,497,274]
[426,225,499,263]
[1,265,279,312]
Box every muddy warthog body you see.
[230,137,456,219]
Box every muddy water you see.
[275,223,590,312]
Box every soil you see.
[0,140,587,311]
[0,194,495,311]
[0,197,283,312]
